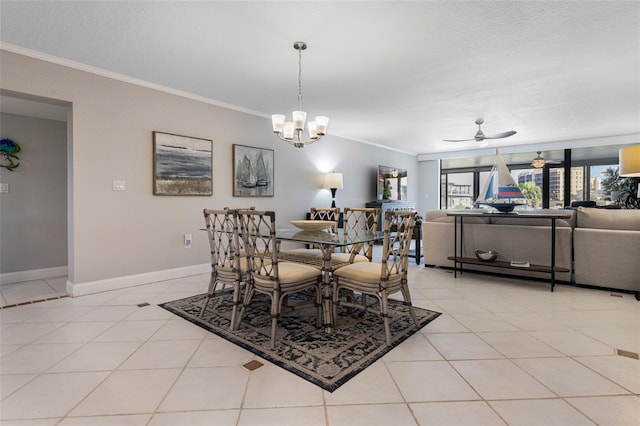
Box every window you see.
[442,172,474,209]
[590,164,620,205]
[438,145,630,210]
[514,168,543,208]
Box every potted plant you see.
[382,180,392,200]
[601,167,637,207]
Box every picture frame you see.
[233,144,274,197]
[153,131,213,196]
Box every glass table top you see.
[276,228,381,247]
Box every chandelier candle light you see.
[272,42,329,148]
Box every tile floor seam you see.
[474,329,562,360]
[512,355,631,399]
[521,329,585,357]
[450,356,564,401]
[148,333,210,417]
[48,369,115,422]
[236,359,275,423]
[562,398,601,425]
[561,394,632,425]
[528,330,616,359]
[380,356,416,411]
[569,354,638,395]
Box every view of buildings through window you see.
[440,150,622,209]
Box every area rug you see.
[159,292,440,392]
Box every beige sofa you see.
[574,207,640,295]
[422,209,575,282]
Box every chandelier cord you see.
[297,46,303,111]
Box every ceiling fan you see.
[443,119,517,146]
[531,151,561,168]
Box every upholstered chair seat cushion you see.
[333,262,383,284]
[222,257,249,272]
[279,248,324,258]
[330,252,369,264]
[276,262,325,284]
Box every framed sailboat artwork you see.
[232,144,274,197]
[476,149,527,213]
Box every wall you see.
[0,49,419,295]
[0,113,67,274]
[417,159,440,214]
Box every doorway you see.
[0,92,71,306]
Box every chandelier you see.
[271,41,329,148]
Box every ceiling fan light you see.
[271,114,285,133]
[532,159,545,168]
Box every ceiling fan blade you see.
[484,130,517,139]
[442,138,476,142]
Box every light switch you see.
[113,180,126,191]
[0,183,8,193]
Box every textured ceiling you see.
[1,1,639,156]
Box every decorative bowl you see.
[475,249,498,262]
[290,220,334,231]
[478,202,525,213]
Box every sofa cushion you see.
[577,207,640,231]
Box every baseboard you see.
[67,263,210,297]
[0,266,68,285]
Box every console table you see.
[366,200,421,264]
[408,224,422,265]
[446,211,573,291]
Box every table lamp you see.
[619,145,640,197]
[323,172,343,208]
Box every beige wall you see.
[0,113,67,273]
[0,50,419,294]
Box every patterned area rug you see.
[159,292,440,392]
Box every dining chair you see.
[199,208,247,331]
[331,207,380,265]
[278,207,340,265]
[310,207,340,232]
[331,210,419,346]
[235,209,323,349]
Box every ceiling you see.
[1,1,639,156]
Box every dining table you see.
[277,227,382,333]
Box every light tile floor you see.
[1,276,68,307]
[1,264,639,425]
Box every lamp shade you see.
[619,145,640,177]
[323,172,343,189]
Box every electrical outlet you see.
[113,180,126,191]
[0,183,8,193]
[184,233,192,248]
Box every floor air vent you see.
[616,349,639,360]
[243,360,264,371]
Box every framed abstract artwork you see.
[233,144,274,197]
[153,131,213,196]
